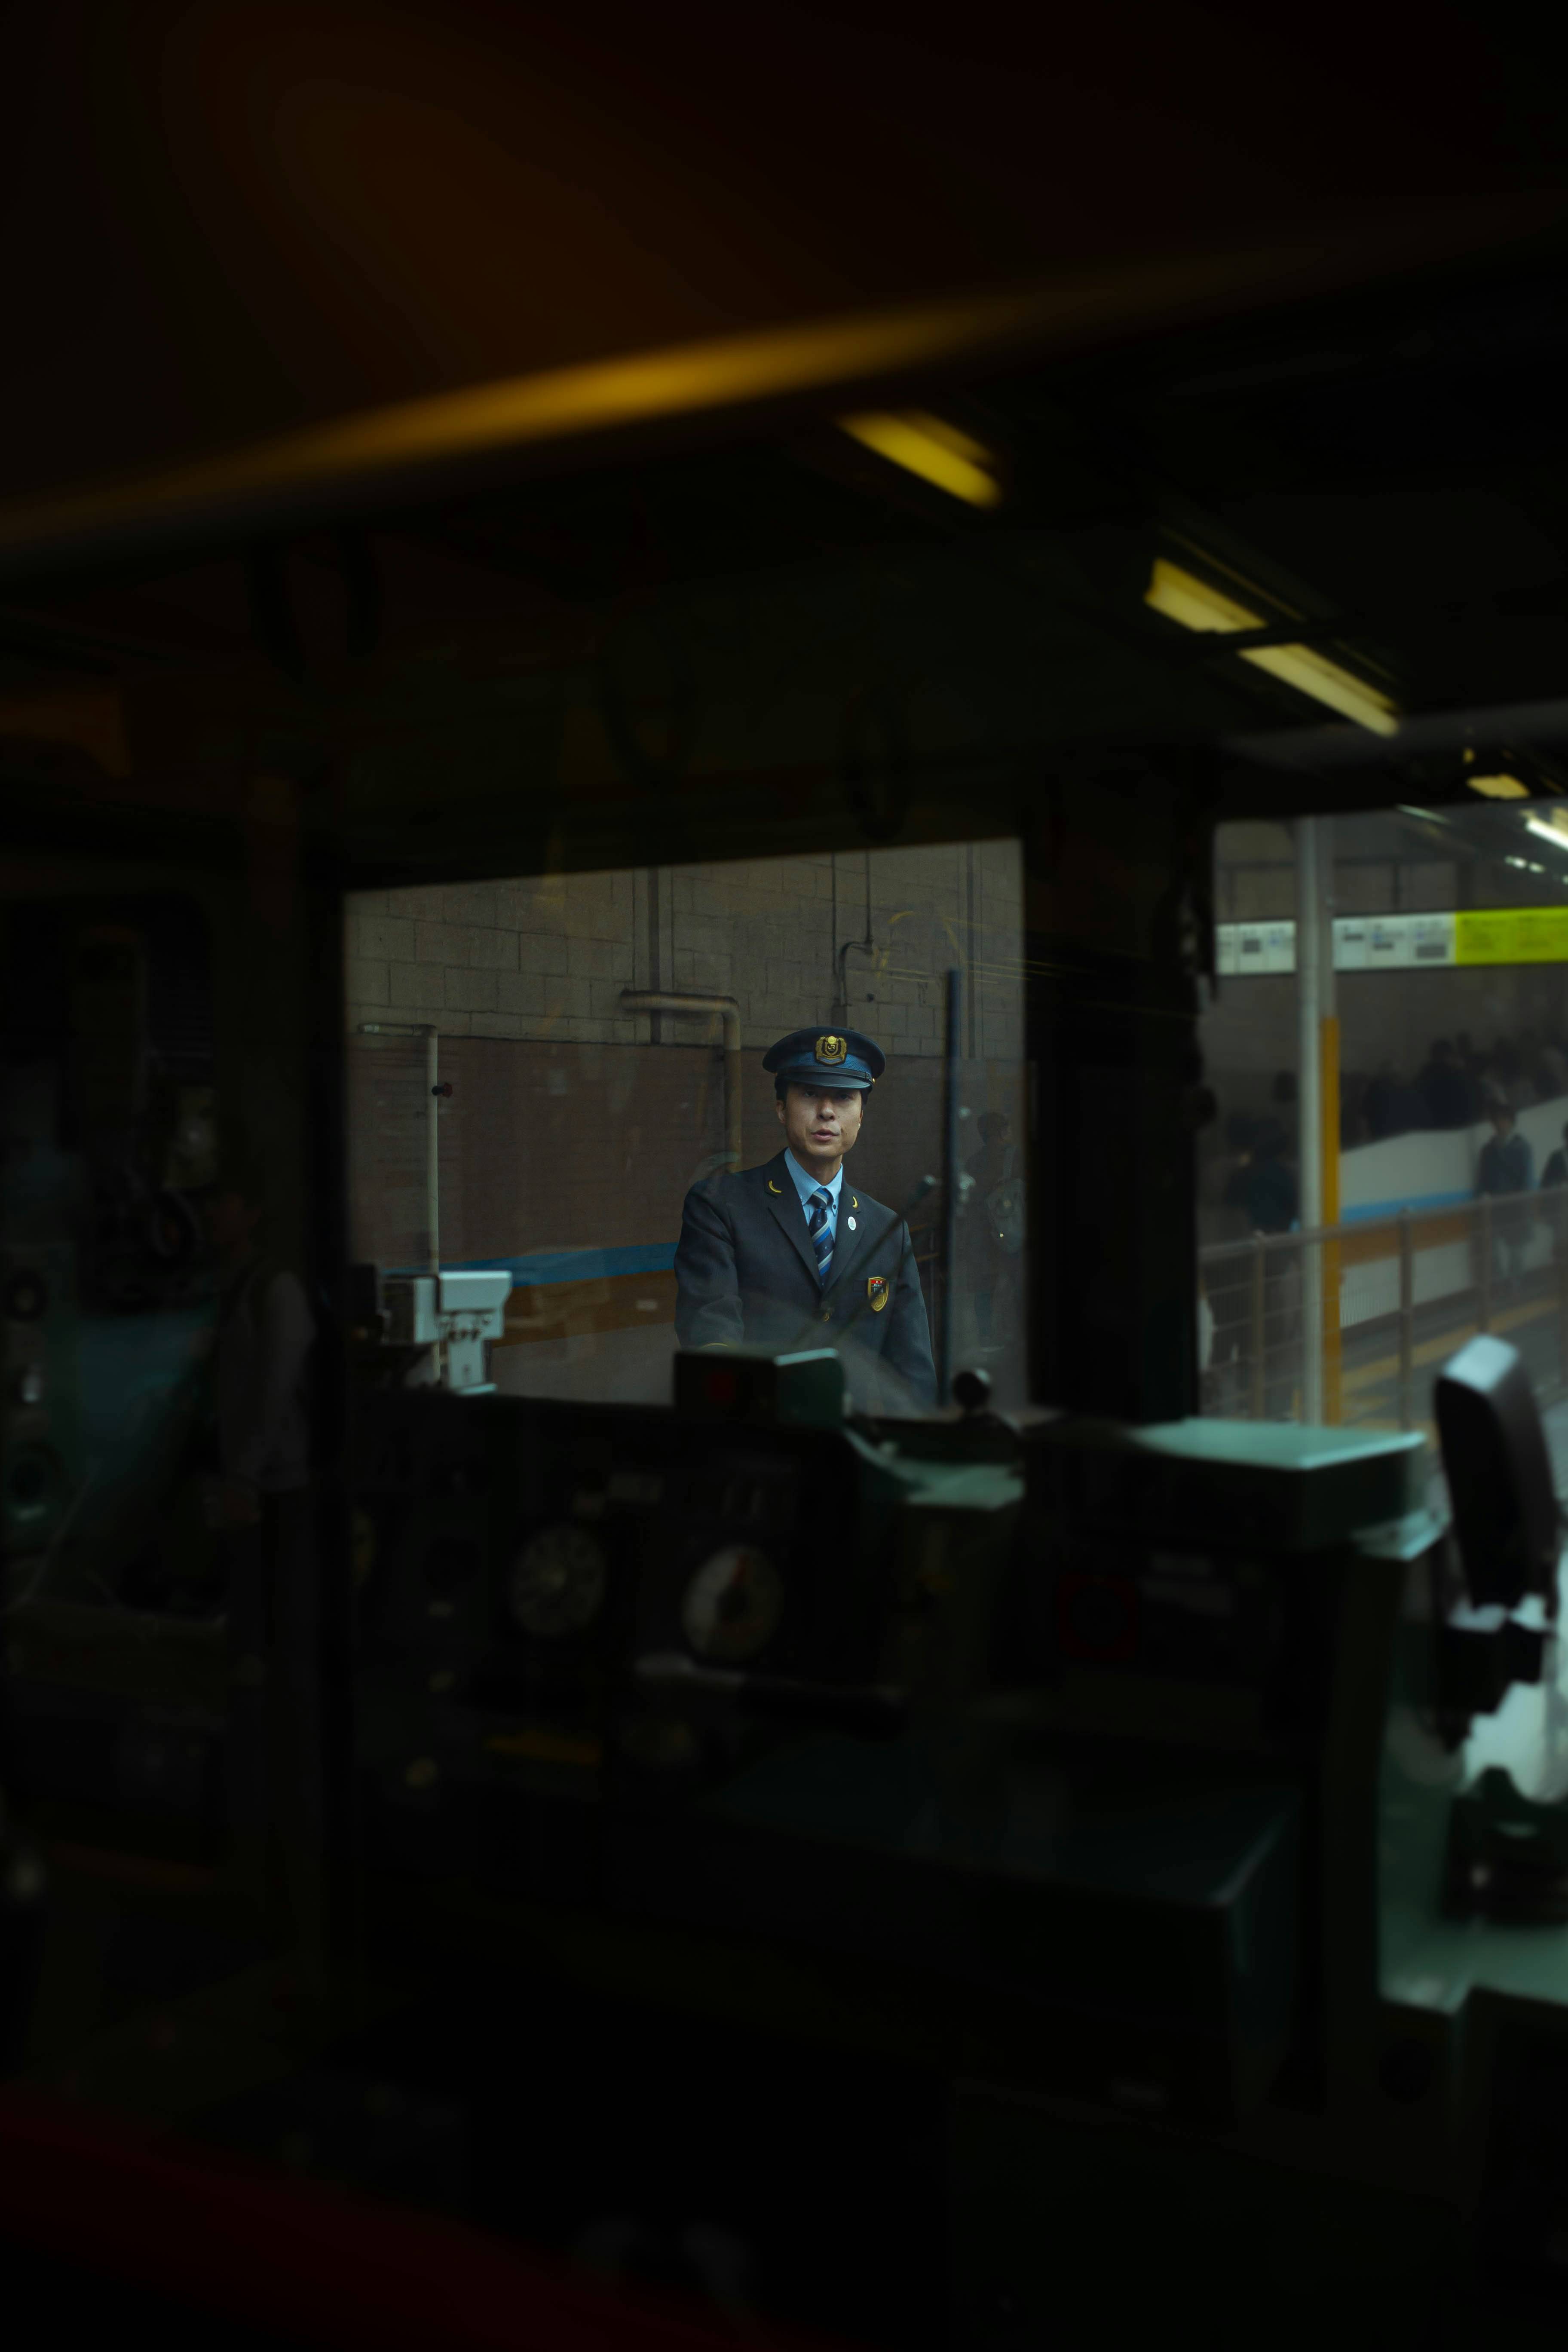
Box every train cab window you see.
[346,842,1027,1415]
[1199,802,1568,1435]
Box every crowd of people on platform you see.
[1204,1031,1568,1253]
[1341,1028,1568,1145]
[1208,1031,1568,1225]
[1213,1068,1568,1279]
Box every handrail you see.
[1200,1189,1568,1427]
[1199,1187,1545,1261]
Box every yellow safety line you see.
[1338,1293,1555,1396]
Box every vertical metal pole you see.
[1250,1236,1266,1420]
[1479,1195,1492,1333]
[1398,1209,1414,1430]
[940,968,962,1405]
[426,1029,440,1276]
[722,1008,743,1175]
[1295,818,1324,1422]
[1318,822,1341,1421]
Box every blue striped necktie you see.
[807,1185,835,1287]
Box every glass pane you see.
[346,843,1026,1415]
[0,891,240,1850]
[1199,803,1568,1439]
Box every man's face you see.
[775,1084,864,1170]
[1492,1114,1514,1141]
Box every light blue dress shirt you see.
[783,1148,842,1250]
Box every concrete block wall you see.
[1222,859,1458,921]
[347,1032,730,1272]
[346,1034,1023,1273]
[346,871,642,1046]
[345,843,1027,1271]
[346,846,1024,1060]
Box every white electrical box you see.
[381,1269,512,1392]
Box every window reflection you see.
[346,844,1026,1415]
[1199,805,1568,1436]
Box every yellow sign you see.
[1455,906,1568,966]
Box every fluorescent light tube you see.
[1145,556,1399,736]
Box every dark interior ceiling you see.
[1040,243,1568,707]
[6,10,1568,837]
[5,2,1565,507]
[11,235,1568,778]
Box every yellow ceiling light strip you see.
[1241,641,1399,735]
[0,226,1538,571]
[1145,556,1400,737]
[1468,773,1531,799]
[0,290,1054,561]
[835,410,1003,507]
[1145,559,1263,635]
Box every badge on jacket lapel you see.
[867,1276,890,1313]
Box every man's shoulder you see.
[685,1156,785,1209]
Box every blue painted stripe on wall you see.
[1340,1189,1472,1226]
[427,1244,679,1286]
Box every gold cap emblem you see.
[815,1033,848,1065]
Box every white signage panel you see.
[1216,911,1460,974]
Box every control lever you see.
[633,1653,907,1738]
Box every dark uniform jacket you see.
[1478,1129,1535,1246]
[675,1150,937,1411]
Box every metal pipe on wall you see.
[832,850,875,1023]
[620,991,742,1172]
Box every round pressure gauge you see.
[508,1523,606,1639]
[682,1545,784,1664]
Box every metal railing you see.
[1200,1188,1568,1430]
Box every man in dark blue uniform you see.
[674,1028,937,1412]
